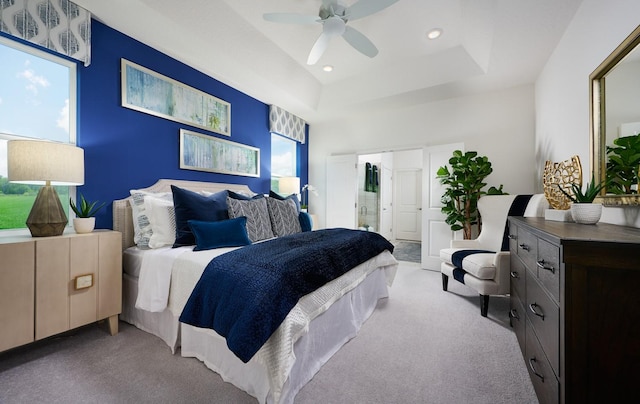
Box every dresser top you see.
[509,216,640,245]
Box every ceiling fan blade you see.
[307,32,331,65]
[346,0,399,21]
[321,0,338,9]
[342,26,378,58]
[263,13,319,24]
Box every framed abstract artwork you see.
[179,129,259,177]
[121,59,231,136]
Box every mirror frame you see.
[591,24,640,206]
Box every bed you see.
[113,179,398,404]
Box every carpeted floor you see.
[392,240,421,263]
[0,262,536,404]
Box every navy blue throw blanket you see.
[179,228,394,363]
[451,250,494,283]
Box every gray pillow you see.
[227,196,274,242]
[266,197,302,237]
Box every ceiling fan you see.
[263,0,400,65]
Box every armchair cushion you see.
[440,248,496,280]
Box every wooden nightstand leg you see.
[107,315,119,335]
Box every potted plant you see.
[70,193,106,233]
[437,150,506,239]
[558,175,607,224]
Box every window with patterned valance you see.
[0,0,91,66]
[269,105,307,144]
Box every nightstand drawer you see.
[526,269,559,377]
[526,319,559,404]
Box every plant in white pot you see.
[558,175,607,224]
[70,193,105,233]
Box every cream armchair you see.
[440,194,548,317]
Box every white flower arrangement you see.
[301,184,319,208]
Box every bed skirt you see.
[180,267,390,404]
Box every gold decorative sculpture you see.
[543,155,582,210]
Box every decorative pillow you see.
[269,190,300,212]
[172,186,229,247]
[299,211,313,232]
[227,190,260,200]
[129,190,172,248]
[266,197,302,237]
[188,217,252,251]
[227,196,274,242]
[145,195,176,248]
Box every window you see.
[270,133,297,192]
[0,35,77,231]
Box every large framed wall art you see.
[180,129,260,177]
[121,59,231,136]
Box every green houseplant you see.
[437,150,505,239]
[605,133,640,195]
[70,193,105,233]
[558,175,607,224]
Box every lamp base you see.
[26,185,68,237]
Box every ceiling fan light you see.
[323,16,346,37]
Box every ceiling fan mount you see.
[263,0,399,65]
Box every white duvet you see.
[133,244,398,403]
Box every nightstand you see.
[0,230,122,352]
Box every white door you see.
[326,154,357,229]
[394,169,422,241]
[421,143,464,270]
[379,164,393,240]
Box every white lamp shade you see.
[279,176,300,195]
[8,140,84,185]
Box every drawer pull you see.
[508,234,517,240]
[529,302,545,319]
[536,259,555,273]
[518,243,530,251]
[509,309,520,321]
[528,357,545,381]
[510,271,519,279]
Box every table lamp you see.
[278,176,300,196]
[7,140,84,237]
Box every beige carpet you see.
[0,262,537,403]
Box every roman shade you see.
[269,104,306,143]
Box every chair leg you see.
[442,273,449,291]
[479,294,489,317]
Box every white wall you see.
[309,84,536,228]
[535,0,640,227]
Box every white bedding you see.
[123,244,397,403]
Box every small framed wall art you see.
[121,59,231,136]
[180,129,259,177]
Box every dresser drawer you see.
[536,238,560,303]
[509,290,526,354]
[525,269,559,377]
[525,319,559,404]
[516,228,537,270]
[508,221,519,253]
[510,253,526,300]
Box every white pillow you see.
[129,190,172,248]
[145,195,176,249]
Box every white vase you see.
[570,203,602,224]
[73,217,95,233]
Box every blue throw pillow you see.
[172,185,229,247]
[188,217,252,251]
[299,211,313,232]
[269,190,300,212]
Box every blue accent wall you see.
[78,21,308,229]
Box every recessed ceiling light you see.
[323,65,334,72]
[427,28,442,40]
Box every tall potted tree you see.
[437,150,504,239]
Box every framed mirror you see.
[591,24,640,206]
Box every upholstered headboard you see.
[112,179,255,251]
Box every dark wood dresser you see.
[507,217,640,404]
